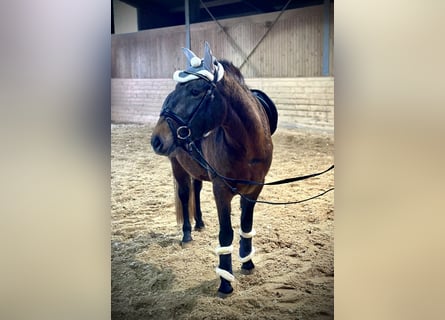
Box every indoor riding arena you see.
[112,1,334,319]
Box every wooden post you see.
[185,0,191,49]
[322,0,331,76]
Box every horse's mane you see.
[216,59,272,141]
[219,60,247,87]
[218,59,255,106]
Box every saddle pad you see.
[251,89,278,135]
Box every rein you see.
[187,141,334,205]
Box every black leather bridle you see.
[160,71,218,149]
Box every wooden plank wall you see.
[112,5,334,78]
[111,77,334,132]
[245,77,334,131]
[111,79,175,123]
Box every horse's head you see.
[151,42,226,156]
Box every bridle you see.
[160,71,218,148]
[159,69,334,205]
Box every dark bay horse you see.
[150,42,277,297]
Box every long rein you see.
[186,140,334,205]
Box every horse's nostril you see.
[151,135,163,152]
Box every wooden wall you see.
[112,5,334,78]
[111,77,334,132]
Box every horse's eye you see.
[191,89,201,96]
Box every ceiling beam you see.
[170,0,243,12]
[240,0,276,12]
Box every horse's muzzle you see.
[151,134,171,155]
[151,117,177,156]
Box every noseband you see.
[160,71,218,147]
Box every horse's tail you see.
[173,178,195,224]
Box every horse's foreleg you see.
[213,184,235,298]
[177,181,193,244]
[239,188,261,274]
[171,158,193,244]
[192,179,205,231]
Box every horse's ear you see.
[182,47,197,66]
[203,42,215,73]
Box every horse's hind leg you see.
[239,188,262,274]
[192,179,205,231]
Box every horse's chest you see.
[175,151,212,181]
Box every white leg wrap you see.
[239,228,256,238]
[239,246,255,263]
[215,267,235,282]
[215,245,233,255]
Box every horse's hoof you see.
[240,268,255,275]
[194,225,205,232]
[217,289,233,299]
[241,260,255,274]
[181,240,193,248]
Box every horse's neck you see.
[221,93,264,152]
[221,107,248,148]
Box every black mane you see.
[219,60,246,85]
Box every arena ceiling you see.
[118,0,328,30]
